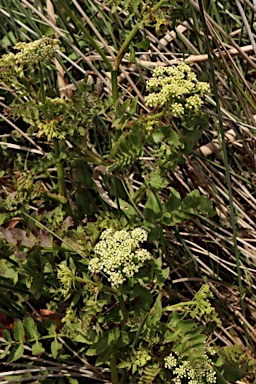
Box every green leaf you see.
[32,340,45,355]
[182,189,200,210]
[161,188,182,226]
[86,339,109,356]
[177,320,196,334]
[95,344,114,366]
[112,113,124,128]
[148,173,168,191]
[51,338,62,358]
[14,320,25,343]
[160,266,170,281]
[87,329,121,356]
[164,330,179,343]
[67,379,79,384]
[8,344,24,362]
[135,39,150,50]
[24,317,40,339]
[164,188,181,213]
[2,329,12,343]
[144,191,162,222]
[117,360,132,369]
[152,130,165,143]
[122,98,131,112]
[130,0,141,13]
[130,45,136,62]
[149,295,162,324]
[130,286,153,310]
[75,334,93,343]
[129,96,138,115]
[0,213,7,225]
[115,331,130,348]
[0,259,18,284]
[106,328,120,345]
[2,31,17,46]
[0,344,11,359]
[120,200,140,223]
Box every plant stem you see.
[68,136,104,165]
[164,301,195,311]
[120,371,127,384]
[116,294,128,322]
[113,24,140,72]
[75,276,120,294]
[110,355,119,384]
[112,0,167,99]
[53,139,73,218]
[132,311,149,348]
[132,183,147,204]
[111,69,119,104]
[53,138,67,198]
[44,191,68,204]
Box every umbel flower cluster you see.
[88,228,152,287]
[164,351,216,384]
[145,63,210,117]
[0,36,58,79]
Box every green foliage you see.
[107,123,145,172]
[215,344,255,381]
[0,1,253,383]
[143,187,214,232]
[107,0,190,35]
[137,364,161,384]
[8,83,99,141]
[1,317,46,362]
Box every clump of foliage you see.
[0,0,255,382]
[0,36,58,78]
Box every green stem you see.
[53,138,67,198]
[113,24,140,72]
[26,334,66,342]
[132,312,149,349]
[113,0,167,71]
[110,355,119,384]
[39,65,73,217]
[132,183,147,204]
[120,371,127,384]
[164,301,195,311]
[44,191,68,204]
[39,63,46,105]
[68,136,104,165]
[111,69,119,104]
[116,294,128,322]
[75,276,120,295]
[53,139,73,218]
[112,0,167,96]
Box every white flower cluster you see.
[14,36,58,66]
[164,352,216,384]
[0,36,58,79]
[88,228,152,287]
[145,63,210,117]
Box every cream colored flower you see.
[89,228,152,287]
